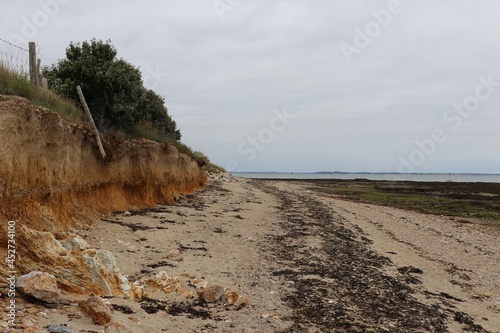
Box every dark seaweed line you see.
[253,180,487,333]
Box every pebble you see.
[262,312,280,319]
[21,317,36,326]
[164,250,183,262]
[67,313,82,319]
[46,325,73,333]
[197,285,225,303]
[128,315,140,323]
[78,296,113,325]
[26,307,40,315]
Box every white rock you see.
[16,271,60,303]
[61,235,91,251]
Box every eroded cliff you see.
[0,95,206,296]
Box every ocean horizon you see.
[231,172,500,183]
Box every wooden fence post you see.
[76,85,107,160]
[36,58,43,86]
[29,42,37,86]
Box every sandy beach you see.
[2,175,499,332]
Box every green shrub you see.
[43,39,180,138]
[204,163,226,173]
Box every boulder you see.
[16,271,59,303]
[16,225,143,298]
[78,296,112,325]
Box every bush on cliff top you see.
[43,38,181,141]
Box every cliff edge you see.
[0,95,206,296]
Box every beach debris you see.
[16,271,60,303]
[262,312,280,319]
[482,292,492,298]
[164,250,184,261]
[128,315,140,323]
[116,239,136,252]
[78,296,113,325]
[397,266,424,275]
[67,312,82,319]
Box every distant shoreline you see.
[233,171,500,175]
[231,172,500,183]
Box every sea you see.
[231,172,500,183]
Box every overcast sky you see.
[2,0,499,173]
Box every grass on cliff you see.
[0,64,83,122]
[126,124,209,167]
[0,65,208,164]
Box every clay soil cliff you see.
[0,95,206,295]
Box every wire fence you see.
[0,38,48,89]
[0,37,30,76]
